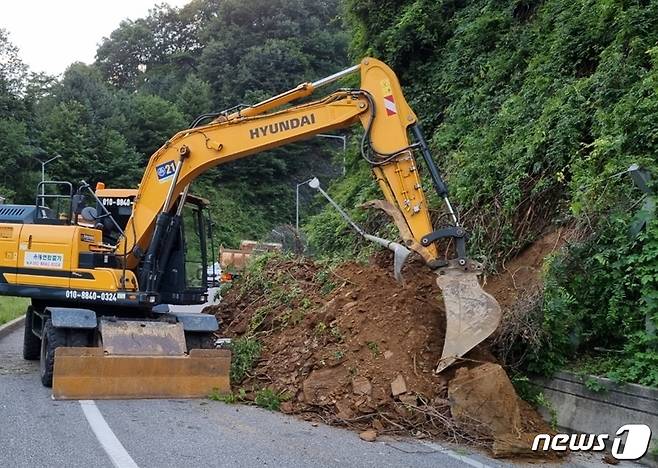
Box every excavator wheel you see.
[22,306,41,361]
[40,320,90,387]
[40,320,65,387]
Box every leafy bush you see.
[254,388,289,411]
[229,337,262,384]
[524,216,658,386]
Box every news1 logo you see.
[532,424,652,460]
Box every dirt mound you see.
[484,228,572,308]
[209,253,551,456]
[484,228,575,366]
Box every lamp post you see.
[295,178,316,231]
[317,134,347,174]
[32,154,61,198]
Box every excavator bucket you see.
[435,260,502,373]
[361,200,502,373]
[52,321,231,400]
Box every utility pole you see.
[32,154,61,199]
[295,178,315,231]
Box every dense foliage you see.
[0,0,347,246]
[307,0,658,385]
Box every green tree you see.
[121,93,186,158]
[175,74,212,123]
[0,28,28,118]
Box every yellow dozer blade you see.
[435,260,502,373]
[52,320,231,400]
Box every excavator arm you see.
[118,59,438,266]
[117,58,501,373]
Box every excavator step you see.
[53,347,231,400]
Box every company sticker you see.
[156,160,177,182]
[24,252,64,269]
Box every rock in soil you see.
[352,376,372,396]
[359,429,378,442]
[390,374,407,397]
[448,363,522,436]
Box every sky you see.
[2,0,191,76]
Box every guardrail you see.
[534,371,657,466]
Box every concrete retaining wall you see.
[0,315,24,339]
[535,371,657,466]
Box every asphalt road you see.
[0,326,501,468]
[0,325,624,468]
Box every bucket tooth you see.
[435,260,502,373]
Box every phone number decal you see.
[65,290,117,302]
[101,197,132,207]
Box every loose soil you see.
[483,227,573,309]
[208,242,563,458]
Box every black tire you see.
[39,320,90,387]
[39,319,65,387]
[185,332,216,352]
[22,306,41,360]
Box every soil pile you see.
[484,228,575,366]
[483,228,572,308]
[209,253,551,457]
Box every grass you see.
[254,388,289,411]
[0,296,29,326]
[230,337,262,384]
[209,387,246,404]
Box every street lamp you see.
[32,154,61,198]
[316,134,347,175]
[307,177,364,235]
[307,177,411,282]
[295,177,316,231]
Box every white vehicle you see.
[207,261,221,287]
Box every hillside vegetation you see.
[1,0,656,385]
[306,0,658,385]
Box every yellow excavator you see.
[1,58,500,399]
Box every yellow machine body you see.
[0,222,136,292]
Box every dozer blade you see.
[53,347,231,400]
[52,319,231,400]
[435,260,502,373]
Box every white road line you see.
[79,400,140,468]
[419,440,494,468]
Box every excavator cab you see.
[91,184,215,305]
[155,193,212,304]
